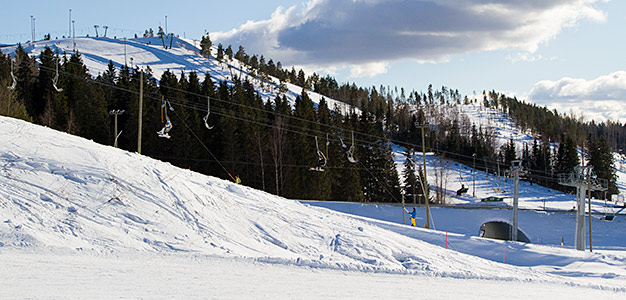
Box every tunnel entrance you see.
[479,221,530,243]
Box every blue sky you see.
[1,0,624,121]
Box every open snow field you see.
[2,251,621,299]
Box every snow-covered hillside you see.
[1,36,353,114]
[392,102,626,212]
[1,116,626,298]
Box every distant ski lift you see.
[8,58,17,90]
[52,57,63,92]
[203,97,213,129]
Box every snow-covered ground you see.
[1,116,626,298]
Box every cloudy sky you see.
[2,0,624,122]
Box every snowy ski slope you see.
[1,116,626,298]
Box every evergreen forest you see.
[0,37,620,203]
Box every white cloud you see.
[348,62,389,78]
[505,53,558,63]
[529,71,626,122]
[213,0,606,76]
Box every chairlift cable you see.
[168,101,237,182]
[34,63,568,180]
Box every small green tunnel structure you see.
[479,221,531,243]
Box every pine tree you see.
[504,137,516,166]
[0,52,31,122]
[14,44,37,119]
[34,46,57,124]
[284,90,319,199]
[200,34,212,58]
[329,112,363,201]
[216,43,224,61]
[588,136,618,197]
[270,95,291,196]
[556,135,579,175]
[225,45,233,60]
[314,98,332,200]
[403,147,418,199]
[357,110,400,202]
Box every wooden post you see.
[583,168,593,252]
[402,193,405,225]
[472,153,476,198]
[113,113,118,147]
[137,70,143,154]
[421,124,430,229]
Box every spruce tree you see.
[200,34,212,58]
[14,44,37,119]
[329,111,363,201]
[556,135,579,175]
[504,137,516,166]
[403,147,418,199]
[284,90,319,199]
[588,136,618,197]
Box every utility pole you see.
[587,167,588,252]
[416,122,430,229]
[94,25,99,37]
[69,9,72,38]
[508,160,525,242]
[103,25,108,37]
[401,190,406,225]
[165,16,168,34]
[30,16,34,43]
[110,110,125,148]
[485,157,489,192]
[124,38,127,66]
[137,70,143,154]
[72,20,76,51]
[472,153,476,198]
[559,166,607,251]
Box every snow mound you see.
[0,115,553,281]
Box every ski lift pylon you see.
[203,96,213,129]
[52,56,63,92]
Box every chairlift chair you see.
[157,97,174,138]
[203,97,213,129]
[603,197,615,221]
[346,131,357,163]
[52,57,63,92]
[8,58,17,90]
[310,136,327,172]
[338,131,357,163]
